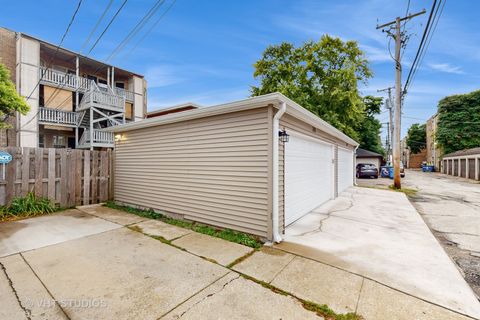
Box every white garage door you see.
[285,132,334,226]
[338,147,354,193]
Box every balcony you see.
[78,88,125,112]
[78,129,114,149]
[38,107,80,127]
[39,67,91,91]
[114,87,135,102]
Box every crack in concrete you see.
[175,274,241,319]
[0,260,32,320]
[297,193,355,237]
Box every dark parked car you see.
[356,163,378,179]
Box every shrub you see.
[0,193,56,221]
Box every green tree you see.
[406,123,426,154]
[251,35,372,140]
[436,90,480,154]
[355,95,384,155]
[0,63,29,128]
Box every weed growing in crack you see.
[105,201,263,249]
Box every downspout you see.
[353,145,359,186]
[272,101,286,243]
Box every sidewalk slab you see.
[171,232,254,266]
[271,256,363,314]
[232,247,295,283]
[21,228,228,320]
[0,254,67,320]
[357,279,472,320]
[0,209,120,257]
[130,219,192,240]
[77,205,146,226]
[162,272,321,320]
[0,265,28,320]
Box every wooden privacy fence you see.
[0,147,113,207]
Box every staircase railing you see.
[80,129,114,146]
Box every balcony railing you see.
[79,88,125,111]
[114,87,135,102]
[79,129,114,148]
[39,67,92,91]
[39,107,79,126]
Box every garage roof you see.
[356,148,383,158]
[443,147,480,158]
[108,92,359,146]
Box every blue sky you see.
[2,0,478,139]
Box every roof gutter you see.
[353,145,359,186]
[271,101,286,243]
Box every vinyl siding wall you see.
[278,114,355,231]
[114,107,271,238]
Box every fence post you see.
[91,151,98,204]
[5,147,17,205]
[83,150,90,205]
[48,149,56,202]
[59,149,68,207]
[108,149,114,201]
[75,150,82,206]
[21,148,30,196]
[34,148,44,198]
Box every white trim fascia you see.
[443,155,480,160]
[147,102,203,115]
[109,92,359,147]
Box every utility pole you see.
[377,9,425,189]
[378,87,394,162]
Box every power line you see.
[406,0,446,93]
[44,0,125,106]
[48,0,173,114]
[106,0,166,61]
[127,0,177,56]
[403,0,445,94]
[87,0,129,55]
[79,0,115,53]
[23,0,83,104]
[21,0,129,130]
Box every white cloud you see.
[144,66,184,88]
[428,63,464,74]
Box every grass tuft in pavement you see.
[388,185,418,196]
[106,201,263,249]
[240,274,362,320]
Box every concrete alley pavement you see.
[405,170,480,298]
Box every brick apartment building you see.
[0,27,147,149]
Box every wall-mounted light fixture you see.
[115,134,123,142]
[279,129,290,143]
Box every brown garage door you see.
[453,159,458,176]
[469,159,475,179]
[460,159,467,178]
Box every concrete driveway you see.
[276,186,480,319]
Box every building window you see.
[115,81,125,89]
[53,135,66,148]
[39,134,45,148]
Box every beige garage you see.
[109,93,358,242]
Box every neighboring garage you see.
[109,93,358,242]
[442,147,480,180]
[355,148,383,170]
